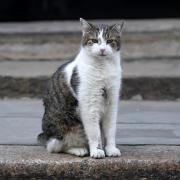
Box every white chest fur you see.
[78,50,121,93]
[65,48,122,114]
[77,49,121,115]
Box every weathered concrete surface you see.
[0,99,180,145]
[0,20,180,61]
[0,145,179,179]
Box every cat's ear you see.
[110,21,125,36]
[80,18,93,34]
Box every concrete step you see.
[0,145,179,179]
[0,99,180,145]
[0,59,180,100]
[0,19,180,61]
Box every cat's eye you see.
[87,39,98,46]
[91,39,98,43]
[107,39,114,44]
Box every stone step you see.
[0,99,180,145]
[0,19,180,60]
[0,58,180,100]
[0,145,179,179]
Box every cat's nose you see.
[100,49,105,54]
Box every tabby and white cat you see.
[38,18,124,158]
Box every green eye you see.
[107,39,114,44]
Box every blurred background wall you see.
[0,0,180,21]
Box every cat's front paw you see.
[105,146,121,157]
[90,148,105,159]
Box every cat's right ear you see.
[80,18,92,35]
[110,21,125,36]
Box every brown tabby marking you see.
[38,60,83,144]
[82,23,121,50]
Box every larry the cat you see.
[38,18,124,158]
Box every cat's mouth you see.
[99,53,107,57]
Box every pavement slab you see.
[0,99,180,145]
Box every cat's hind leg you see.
[46,126,89,156]
[47,138,63,153]
[63,126,89,157]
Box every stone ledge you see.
[0,145,179,179]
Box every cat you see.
[38,18,124,158]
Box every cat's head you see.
[80,18,124,58]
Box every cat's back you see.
[43,59,78,109]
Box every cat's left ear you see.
[80,18,93,35]
[111,21,125,36]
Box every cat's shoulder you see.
[56,59,74,73]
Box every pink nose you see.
[100,49,105,54]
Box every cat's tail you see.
[37,133,48,145]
